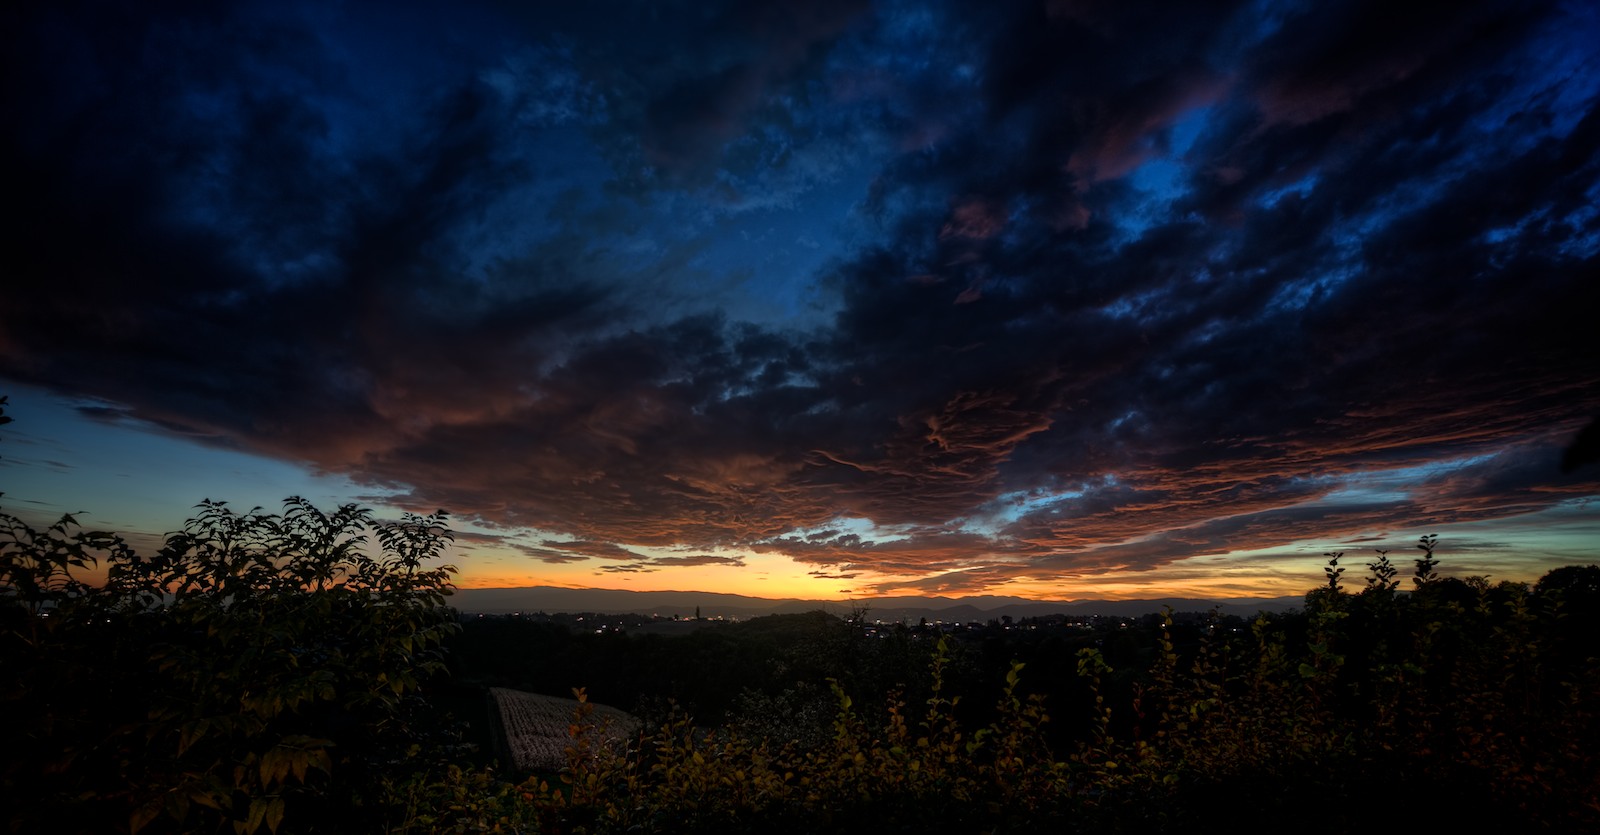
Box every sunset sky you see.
[3,0,1598,602]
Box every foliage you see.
[2,486,459,833]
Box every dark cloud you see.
[599,564,653,574]
[539,540,642,561]
[516,547,591,566]
[496,540,592,566]
[1564,418,1600,474]
[73,406,133,422]
[2,0,1596,595]
[598,553,750,574]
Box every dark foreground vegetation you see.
[3,396,1599,833]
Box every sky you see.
[3,0,1599,602]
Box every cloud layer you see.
[4,0,1597,594]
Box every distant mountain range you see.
[449,586,1303,621]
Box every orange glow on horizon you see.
[447,543,1324,602]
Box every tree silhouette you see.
[3,439,460,835]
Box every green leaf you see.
[245,797,268,834]
[265,798,285,834]
[129,798,163,835]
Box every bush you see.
[1,492,460,834]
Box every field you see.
[487,687,643,772]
